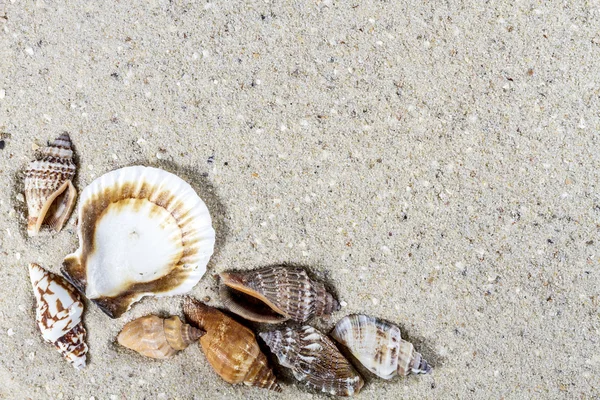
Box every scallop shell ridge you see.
[62,166,216,318]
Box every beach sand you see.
[0,1,598,399]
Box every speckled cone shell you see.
[260,326,364,396]
[182,297,282,392]
[117,315,204,359]
[24,133,77,236]
[29,263,88,370]
[219,266,340,323]
[61,166,216,318]
[331,315,432,379]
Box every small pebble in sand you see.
[88,165,94,170]
[156,152,163,160]
[0,89,5,99]
[340,300,348,307]
[28,352,35,360]
[31,142,40,151]
[112,153,118,160]
[15,193,25,202]
[25,47,34,56]
[7,328,14,336]
[15,252,21,260]
[202,296,210,302]
[371,297,379,306]
[0,140,4,150]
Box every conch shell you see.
[62,166,216,318]
[219,266,340,323]
[183,297,282,392]
[24,133,77,236]
[260,326,364,396]
[331,314,432,379]
[117,315,204,359]
[29,263,88,369]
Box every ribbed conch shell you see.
[219,266,340,323]
[260,326,364,396]
[62,166,215,318]
[331,314,432,379]
[117,315,204,359]
[28,263,88,370]
[24,133,77,236]
[183,297,282,392]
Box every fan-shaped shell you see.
[219,266,340,323]
[62,166,215,318]
[24,133,77,236]
[117,315,204,359]
[331,314,432,379]
[29,263,88,369]
[183,297,282,392]
[260,326,363,396]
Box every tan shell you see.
[24,133,77,236]
[62,166,215,318]
[29,263,87,369]
[331,314,432,379]
[117,315,204,359]
[219,266,340,323]
[260,326,364,396]
[183,297,282,392]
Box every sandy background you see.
[1,0,599,399]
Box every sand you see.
[1,1,599,399]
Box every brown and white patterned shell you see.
[29,263,87,369]
[219,266,340,323]
[331,314,432,379]
[24,133,77,236]
[183,297,282,392]
[117,315,204,359]
[260,326,364,397]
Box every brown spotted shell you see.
[260,326,364,396]
[331,314,432,379]
[117,315,204,359]
[183,297,282,392]
[24,133,77,236]
[61,166,215,318]
[219,266,340,323]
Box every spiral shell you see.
[260,326,364,396]
[219,266,340,323]
[24,133,77,236]
[183,297,282,392]
[117,315,204,359]
[331,314,432,379]
[29,263,87,369]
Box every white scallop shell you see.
[62,166,215,318]
[29,263,88,370]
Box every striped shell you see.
[62,166,215,318]
[219,266,339,323]
[260,326,364,396]
[29,263,88,369]
[117,315,204,359]
[183,297,282,392]
[24,133,77,236]
[331,315,432,379]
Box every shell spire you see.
[29,263,88,369]
[183,297,282,392]
[24,133,77,236]
[219,266,340,323]
[117,315,204,359]
[260,326,364,396]
[331,314,432,380]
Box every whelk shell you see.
[183,297,282,392]
[331,314,432,379]
[62,166,215,318]
[260,326,364,396]
[117,315,204,359]
[29,263,88,370]
[219,266,340,323]
[24,133,77,236]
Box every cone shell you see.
[117,315,204,359]
[260,326,364,396]
[62,166,216,318]
[183,297,282,392]
[29,263,88,369]
[24,133,77,236]
[219,266,340,323]
[331,314,432,379]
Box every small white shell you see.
[29,263,87,369]
[62,166,215,318]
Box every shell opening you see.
[219,284,289,324]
